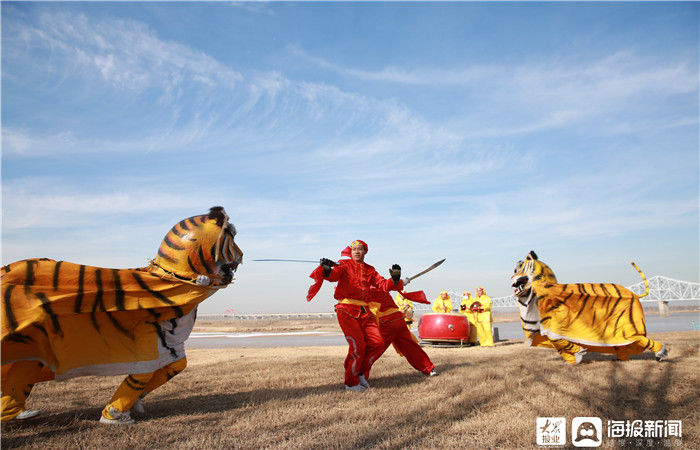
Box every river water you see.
[186,311,699,349]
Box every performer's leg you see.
[628,335,666,361]
[615,347,630,361]
[141,358,188,397]
[392,321,434,374]
[361,317,385,381]
[361,321,392,380]
[467,316,478,344]
[336,311,366,387]
[476,321,485,345]
[629,335,664,353]
[476,321,494,346]
[1,361,53,422]
[549,338,583,365]
[103,372,153,418]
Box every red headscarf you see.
[340,239,368,258]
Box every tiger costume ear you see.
[527,250,538,260]
[208,206,228,227]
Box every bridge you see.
[414,275,700,311]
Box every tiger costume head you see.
[511,251,557,302]
[152,206,243,286]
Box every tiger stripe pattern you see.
[153,206,242,285]
[511,251,666,365]
[1,206,242,377]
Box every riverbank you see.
[4,330,697,448]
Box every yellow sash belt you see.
[337,299,401,323]
[338,298,369,307]
[376,307,400,318]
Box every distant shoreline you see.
[195,307,699,333]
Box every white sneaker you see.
[358,375,370,388]
[15,410,41,420]
[131,398,146,415]
[428,369,439,377]
[574,348,587,364]
[100,406,135,425]
[655,344,668,362]
[344,384,367,392]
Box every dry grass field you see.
[2,331,697,449]
[193,317,341,333]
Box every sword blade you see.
[252,259,319,263]
[407,258,446,281]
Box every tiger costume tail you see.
[631,262,649,298]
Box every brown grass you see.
[193,317,340,333]
[2,331,698,449]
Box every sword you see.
[252,259,319,263]
[406,258,446,282]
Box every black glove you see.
[320,258,336,277]
[389,264,401,284]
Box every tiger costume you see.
[1,206,243,423]
[511,251,667,365]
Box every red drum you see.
[418,313,470,343]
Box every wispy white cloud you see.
[290,45,698,136]
[37,11,244,93]
[4,12,442,159]
[226,1,275,16]
[291,45,697,97]
[1,180,204,230]
[287,45,493,85]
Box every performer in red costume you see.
[363,288,438,381]
[307,240,405,391]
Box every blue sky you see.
[2,2,698,314]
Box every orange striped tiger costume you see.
[511,251,667,365]
[1,206,243,423]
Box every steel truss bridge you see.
[415,275,700,310]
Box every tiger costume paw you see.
[131,398,146,415]
[100,406,135,425]
[655,344,668,362]
[15,410,41,420]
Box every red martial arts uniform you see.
[308,258,402,387]
[363,289,434,377]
